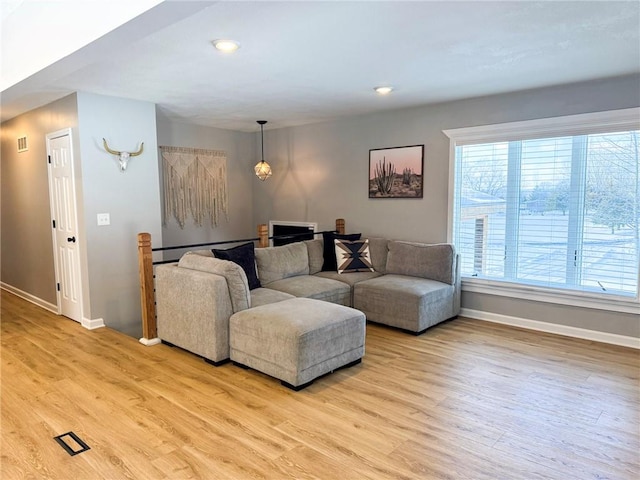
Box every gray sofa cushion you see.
[255,242,309,285]
[156,264,233,362]
[250,287,295,308]
[315,270,383,306]
[265,276,351,306]
[365,237,389,274]
[315,270,382,287]
[229,297,365,387]
[178,253,250,312]
[386,241,455,285]
[191,249,214,257]
[354,274,456,332]
[305,239,324,275]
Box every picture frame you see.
[369,144,424,198]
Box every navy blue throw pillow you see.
[321,232,362,271]
[212,242,261,290]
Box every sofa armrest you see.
[178,252,250,312]
[156,264,233,363]
[453,253,461,314]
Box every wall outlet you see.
[97,213,110,226]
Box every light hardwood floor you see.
[1,290,638,479]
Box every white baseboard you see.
[2,282,105,330]
[4,282,635,349]
[1,282,58,313]
[462,308,640,349]
[82,317,105,330]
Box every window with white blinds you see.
[445,109,639,307]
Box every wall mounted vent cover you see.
[17,136,28,152]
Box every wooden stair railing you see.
[137,233,160,345]
[137,218,345,346]
[258,223,269,248]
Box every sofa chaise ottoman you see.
[229,297,366,390]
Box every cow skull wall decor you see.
[103,138,144,172]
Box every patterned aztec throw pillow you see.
[321,231,361,271]
[334,239,374,274]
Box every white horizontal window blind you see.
[448,110,639,301]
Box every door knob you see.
[67,236,76,243]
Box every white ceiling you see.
[2,1,639,131]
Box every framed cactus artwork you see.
[369,144,424,198]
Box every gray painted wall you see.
[1,92,162,337]
[252,74,640,338]
[76,92,163,337]
[1,93,79,305]
[155,116,256,259]
[2,75,638,340]
[462,292,639,337]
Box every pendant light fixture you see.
[254,120,272,181]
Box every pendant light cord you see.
[260,123,265,162]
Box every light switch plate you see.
[97,213,110,226]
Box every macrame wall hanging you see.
[160,146,228,228]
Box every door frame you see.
[46,127,84,321]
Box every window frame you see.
[444,108,640,314]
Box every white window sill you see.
[462,277,640,315]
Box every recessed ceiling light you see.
[212,39,240,52]
[374,86,394,95]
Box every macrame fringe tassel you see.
[161,148,228,229]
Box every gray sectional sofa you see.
[155,236,460,388]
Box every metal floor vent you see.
[54,431,90,456]
[17,135,28,152]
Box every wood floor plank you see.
[1,387,102,480]
[1,290,638,479]
[271,444,378,480]
[138,375,299,461]
[493,426,639,480]
[389,436,583,480]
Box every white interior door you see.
[47,129,83,322]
